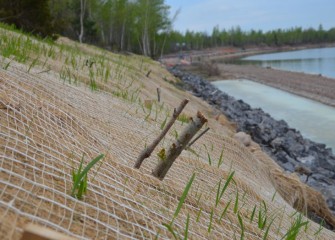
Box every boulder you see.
[234,132,252,147]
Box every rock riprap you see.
[169,67,335,216]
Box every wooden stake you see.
[134,99,189,169]
[157,88,161,102]
[146,70,151,77]
[21,223,76,240]
[152,111,208,180]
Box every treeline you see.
[168,25,335,51]
[1,0,335,58]
[0,0,172,57]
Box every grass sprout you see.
[71,154,104,199]
[208,207,214,233]
[171,173,196,224]
[219,199,232,223]
[184,214,190,240]
[177,113,190,125]
[237,213,244,240]
[217,147,224,168]
[215,171,235,207]
[281,213,309,240]
[162,223,180,240]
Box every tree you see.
[0,0,54,36]
[79,0,87,43]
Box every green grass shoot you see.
[196,208,202,222]
[208,207,214,233]
[281,213,309,240]
[184,214,190,240]
[162,223,180,240]
[262,217,275,240]
[219,199,232,223]
[71,153,105,199]
[171,173,196,224]
[177,113,190,125]
[250,205,257,223]
[313,220,324,236]
[160,116,168,130]
[234,191,239,214]
[217,148,224,168]
[238,213,244,240]
[258,201,268,230]
[216,171,235,206]
[207,152,212,166]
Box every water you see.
[212,79,335,151]
[242,47,335,79]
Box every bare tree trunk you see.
[134,99,189,169]
[120,18,126,51]
[79,0,87,43]
[100,25,105,45]
[152,111,208,180]
[142,0,150,56]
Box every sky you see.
[164,0,334,33]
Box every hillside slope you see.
[0,24,334,239]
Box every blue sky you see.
[165,0,334,33]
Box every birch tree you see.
[79,0,87,43]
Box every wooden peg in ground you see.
[21,223,76,240]
[152,111,208,180]
[157,88,161,102]
[134,99,189,169]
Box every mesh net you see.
[0,29,335,240]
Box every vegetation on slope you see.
[0,22,334,239]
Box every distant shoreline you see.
[163,44,335,108]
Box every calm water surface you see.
[212,79,335,152]
[242,47,335,79]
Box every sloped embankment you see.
[0,25,335,239]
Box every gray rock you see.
[234,132,252,147]
[169,67,335,220]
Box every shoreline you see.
[168,66,335,227]
[181,63,335,108]
[162,44,335,108]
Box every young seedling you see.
[234,191,239,214]
[313,220,324,236]
[177,113,190,125]
[208,207,214,233]
[281,213,309,240]
[237,213,244,240]
[215,171,235,207]
[258,201,268,230]
[162,173,195,239]
[184,214,190,240]
[249,205,257,223]
[71,154,104,199]
[196,208,202,222]
[171,173,196,224]
[207,152,212,166]
[219,199,232,223]
[217,147,224,168]
[262,217,276,240]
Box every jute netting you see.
[1,39,335,239]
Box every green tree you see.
[0,0,54,36]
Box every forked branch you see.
[152,111,208,180]
[134,99,189,169]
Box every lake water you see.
[212,79,335,152]
[242,47,335,79]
